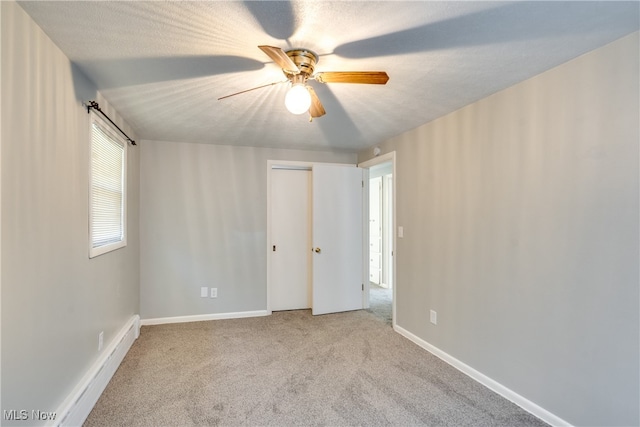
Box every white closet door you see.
[270,169,311,311]
[311,164,363,315]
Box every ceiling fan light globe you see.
[285,84,311,115]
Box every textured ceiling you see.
[18,1,639,152]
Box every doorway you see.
[267,162,365,316]
[359,153,396,327]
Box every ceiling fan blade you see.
[314,71,389,85]
[307,86,326,118]
[218,80,287,100]
[258,45,299,74]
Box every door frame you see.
[358,151,397,328]
[266,160,366,314]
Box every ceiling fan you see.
[218,46,389,119]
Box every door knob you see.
[315,247,322,253]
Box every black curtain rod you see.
[86,101,136,146]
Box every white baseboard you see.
[53,314,140,427]
[140,310,271,326]
[393,324,572,427]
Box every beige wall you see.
[1,1,140,420]
[358,32,639,426]
[140,140,355,319]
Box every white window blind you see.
[89,117,127,257]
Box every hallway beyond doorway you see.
[367,283,392,325]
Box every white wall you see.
[358,32,639,426]
[1,1,140,422]
[140,140,355,320]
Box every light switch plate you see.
[398,226,404,238]
[200,287,208,298]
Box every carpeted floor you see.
[367,283,392,325]
[85,309,547,427]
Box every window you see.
[89,115,127,258]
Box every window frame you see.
[88,112,128,258]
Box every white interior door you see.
[270,169,311,311]
[312,164,363,315]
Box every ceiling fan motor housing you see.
[220,45,387,119]
[285,49,319,78]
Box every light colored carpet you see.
[367,283,392,325]
[85,309,547,426]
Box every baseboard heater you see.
[54,315,140,427]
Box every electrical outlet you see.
[210,288,217,298]
[430,310,437,325]
[98,331,104,351]
[200,287,208,298]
